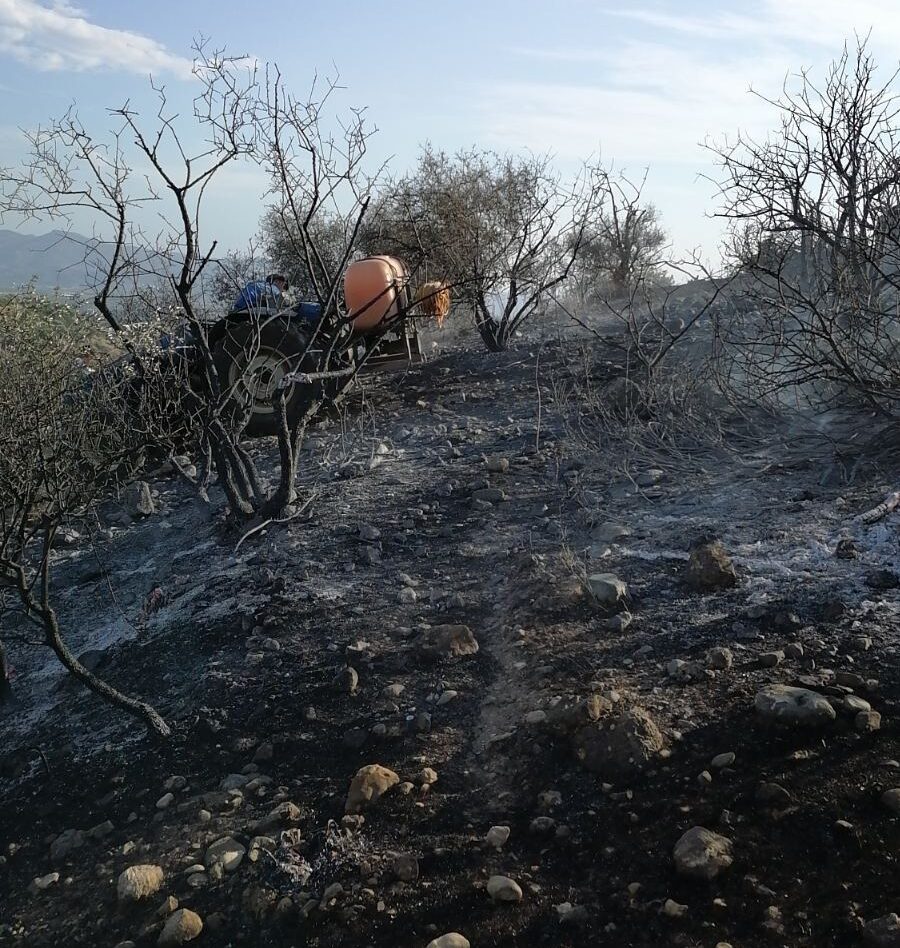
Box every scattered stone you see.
[756,782,793,807]
[333,666,359,694]
[253,801,302,834]
[472,487,505,503]
[707,647,734,670]
[125,480,155,518]
[755,685,837,727]
[605,612,633,633]
[157,896,179,918]
[345,764,400,814]
[163,775,187,792]
[158,908,203,947]
[486,826,511,849]
[485,456,510,473]
[50,828,84,862]
[663,898,688,918]
[555,901,590,925]
[417,767,438,786]
[842,695,872,714]
[857,710,882,733]
[28,872,60,894]
[383,683,405,699]
[204,837,246,872]
[392,853,419,882]
[415,624,479,661]
[253,742,274,763]
[784,642,805,659]
[867,569,900,591]
[684,540,737,590]
[759,650,784,668]
[587,573,628,606]
[437,690,458,706]
[117,864,165,901]
[573,706,667,777]
[358,524,381,542]
[881,789,900,814]
[673,826,734,880]
[156,792,174,810]
[711,752,736,769]
[399,587,418,604]
[865,913,900,947]
[426,935,470,948]
[486,875,523,902]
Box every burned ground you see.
[2,339,900,948]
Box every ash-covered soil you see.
[3,340,900,948]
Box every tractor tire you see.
[212,316,316,438]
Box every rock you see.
[573,706,666,777]
[358,524,381,542]
[707,647,734,670]
[472,487,505,503]
[253,801,302,834]
[399,587,418,604]
[156,792,174,810]
[867,569,900,590]
[555,901,590,925]
[415,712,432,733]
[163,775,187,792]
[253,742,274,763]
[587,573,628,605]
[28,872,60,894]
[204,837,246,872]
[485,456,510,473]
[842,695,872,714]
[755,685,837,727]
[50,828,84,862]
[866,914,900,946]
[663,898,688,918]
[784,642,805,659]
[383,683,405,699]
[117,864,165,901]
[759,650,784,668]
[711,752,736,769]
[426,935,470,948]
[757,782,793,807]
[415,624,479,661]
[345,764,400,813]
[882,789,900,814]
[673,826,734,880]
[392,853,419,882]
[684,540,737,590]
[486,875,523,902]
[486,825,510,849]
[437,690,458,706]
[333,665,359,693]
[158,908,203,947]
[125,480,156,517]
[417,767,438,785]
[219,773,250,791]
[605,612,633,633]
[636,468,664,487]
[857,710,882,732]
[602,377,642,415]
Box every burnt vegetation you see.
[4,33,900,948]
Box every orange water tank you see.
[344,256,410,334]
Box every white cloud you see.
[0,0,193,77]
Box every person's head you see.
[267,273,289,292]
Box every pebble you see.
[28,872,59,894]
[486,875,523,902]
[158,908,203,947]
[204,837,246,872]
[881,789,900,814]
[711,752,736,769]
[759,650,784,668]
[117,864,164,901]
[857,710,882,732]
[426,935,470,948]
[673,826,733,879]
[345,764,400,813]
[156,793,174,810]
[486,826,510,849]
[663,898,688,917]
[587,573,628,605]
[707,647,734,670]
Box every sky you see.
[0,0,899,265]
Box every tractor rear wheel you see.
[212,317,316,438]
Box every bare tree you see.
[708,37,900,412]
[370,146,601,351]
[569,168,669,302]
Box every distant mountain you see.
[0,229,104,291]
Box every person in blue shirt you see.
[230,274,289,314]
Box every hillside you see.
[2,339,900,947]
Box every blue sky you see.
[1,0,899,263]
